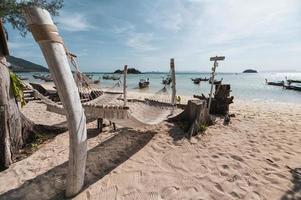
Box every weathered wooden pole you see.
[23,7,87,197]
[208,61,217,112]
[123,65,128,106]
[170,58,176,106]
[208,56,225,113]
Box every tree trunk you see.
[0,57,23,169]
[0,19,23,170]
[23,6,87,197]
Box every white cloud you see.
[57,13,94,32]
[189,0,300,44]
[146,1,188,32]
[126,33,156,51]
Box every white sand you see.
[0,97,300,200]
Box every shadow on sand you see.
[0,128,155,200]
[281,167,301,200]
[166,123,187,142]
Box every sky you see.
[5,0,301,72]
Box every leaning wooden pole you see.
[123,65,128,106]
[170,58,176,106]
[23,7,87,197]
[208,61,217,112]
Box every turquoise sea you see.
[18,72,301,104]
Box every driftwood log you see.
[170,99,210,138]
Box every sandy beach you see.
[0,92,300,200]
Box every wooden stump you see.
[194,84,233,115]
[170,99,210,138]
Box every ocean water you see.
[18,72,301,104]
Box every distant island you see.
[114,68,142,74]
[6,55,49,72]
[243,69,258,73]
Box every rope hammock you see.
[29,56,176,128]
[31,87,173,127]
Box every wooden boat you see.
[287,79,301,84]
[191,77,209,84]
[284,84,301,91]
[191,78,201,84]
[139,79,150,88]
[33,74,43,79]
[265,79,284,86]
[162,75,172,85]
[102,74,109,80]
[200,77,209,81]
[111,76,121,81]
[93,80,100,84]
[103,74,120,80]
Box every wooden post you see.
[208,61,217,112]
[208,56,225,112]
[123,65,127,106]
[97,118,103,132]
[23,7,87,197]
[170,58,176,106]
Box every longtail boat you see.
[139,79,150,88]
[287,79,301,84]
[191,77,209,84]
[191,78,201,84]
[284,84,301,91]
[265,79,284,86]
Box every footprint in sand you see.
[230,155,244,162]
[227,174,239,182]
[266,158,280,169]
[122,191,162,200]
[161,186,180,198]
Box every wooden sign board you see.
[210,56,225,61]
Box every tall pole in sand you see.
[208,56,225,113]
[171,58,176,107]
[23,7,87,197]
[123,65,128,106]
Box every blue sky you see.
[5,0,301,72]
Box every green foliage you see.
[1,0,63,37]
[9,70,26,107]
[197,124,207,133]
[27,132,43,151]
